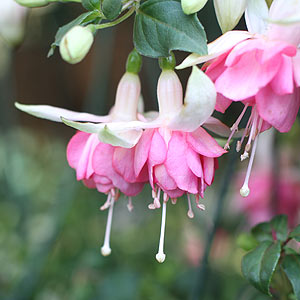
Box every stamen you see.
[237,107,255,152]
[163,192,169,203]
[149,188,161,209]
[224,104,249,150]
[101,194,115,256]
[197,203,206,211]
[156,201,167,263]
[171,198,177,205]
[187,194,194,218]
[127,197,133,212]
[240,118,263,198]
[100,193,112,211]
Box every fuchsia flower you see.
[16,53,229,262]
[178,0,300,197]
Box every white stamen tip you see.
[156,252,166,263]
[127,197,133,212]
[224,143,230,150]
[187,210,194,219]
[241,152,249,161]
[197,204,206,211]
[154,198,161,209]
[240,185,250,197]
[101,245,111,256]
[236,141,242,152]
[171,198,177,205]
[148,203,156,210]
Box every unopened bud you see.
[213,0,247,33]
[181,0,208,14]
[14,0,49,8]
[59,25,94,64]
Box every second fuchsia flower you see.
[178,0,300,197]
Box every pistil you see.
[156,201,167,263]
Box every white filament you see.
[156,201,167,263]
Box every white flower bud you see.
[59,26,94,64]
[14,0,49,8]
[213,0,247,33]
[181,0,208,14]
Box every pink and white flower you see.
[178,0,300,197]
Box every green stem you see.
[92,6,135,30]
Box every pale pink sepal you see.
[245,0,269,34]
[168,67,216,132]
[15,102,110,123]
[176,31,253,69]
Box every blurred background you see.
[0,1,300,299]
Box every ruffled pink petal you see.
[271,56,294,95]
[186,147,203,178]
[205,52,228,81]
[67,131,90,169]
[149,129,167,165]
[93,174,112,185]
[154,164,178,191]
[163,188,185,199]
[165,132,198,194]
[187,128,226,158]
[215,93,232,113]
[96,183,115,194]
[216,49,280,100]
[293,50,300,87]
[113,147,137,183]
[83,178,96,189]
[67,132,99,180]
[202,157,215,185]
[256,85,300,132]
[134,129,154,177]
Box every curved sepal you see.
[168,66,216,132]
[245,0,269,34]
[15,102,110,123]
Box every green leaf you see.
[251,222,273,243]
[282,255,300,300]
[102,0,122,20]
[270,215,288,242]
[236,233,258,251]
[48,11,100,57]
[82,0,100,10]
[242,241,281,296]
[289,225,300,242]
[133,0,207,58]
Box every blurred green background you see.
[0,1,299,300]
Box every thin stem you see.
[93,7,135,30]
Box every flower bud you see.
[181,0,208,14]
[213,0,247,33]
[14,0,49,8]
[59,25,94,64]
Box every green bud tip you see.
[14,0,49,8]
[126,49,142,74]
[159,52,176,71]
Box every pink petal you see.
[113,147,137,183]
[83,178,96,189]
[187,128,226,158]
[205,51,228,81]
[202,157,215,185]
[293,50,300,87]
[148,129,167,165]
[215,93,232,113]
[163,188,185,198]
[216,49,280,100]
[186,147,203,178]
[165,132,198,194]
[154,164,178,191]
[256,85,300,132]
[134,129,154,177]
[271,56,294,95]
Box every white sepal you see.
[245,0,269,34]
[214,0,247,33]
[15,102,110,123]
[168,66,216,132]
[176,31,253,69]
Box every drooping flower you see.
[16,49,148,256]
[177,0,300,197]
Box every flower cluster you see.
[15,0,300,263]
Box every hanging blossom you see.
[46,54,229,263]
[177,0,300,197]
[16,50,149,256]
